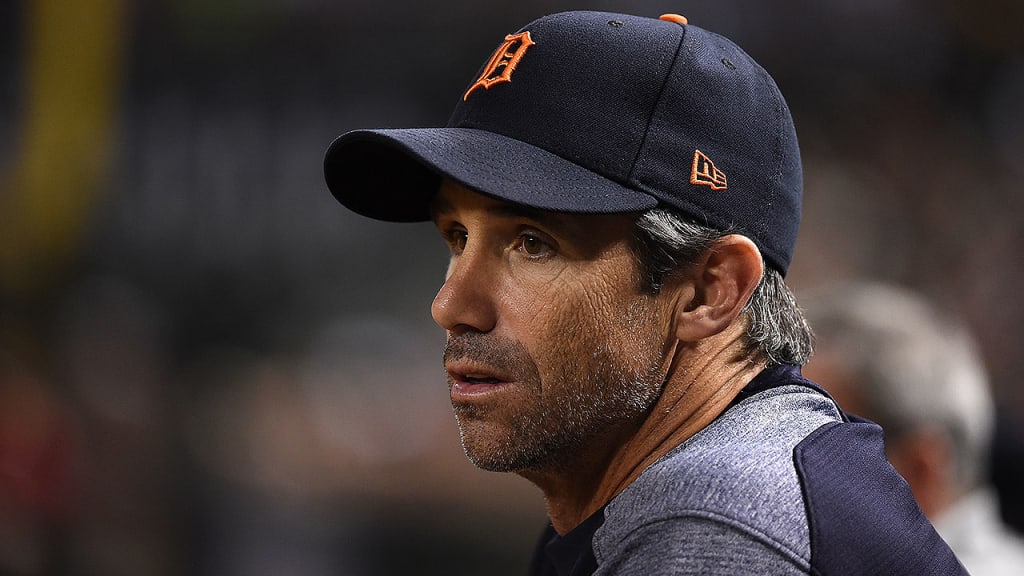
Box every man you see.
[803,281,1024,576]
[323,11,965,575]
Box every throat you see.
[517,422,643,535]
[531,357,765,535]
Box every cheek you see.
[503,275,607,344]
[515,277,667,379]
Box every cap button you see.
[659,14,688,25]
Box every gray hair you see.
[632,208,813,367]
[802,282,994,491]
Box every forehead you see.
[430,180,638,234]
[431,179,548,221]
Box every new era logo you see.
[690,150,727,190]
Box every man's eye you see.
[447,229,468,253]
[519,234,550,257]
[452,230,468,251]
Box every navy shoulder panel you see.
[794,419,966,575]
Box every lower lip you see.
[450,380,513,399]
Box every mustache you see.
[443,333,533,377]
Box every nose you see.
[431,250,498,335]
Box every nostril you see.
[445,322,473,337]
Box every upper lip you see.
[445,361,512,384]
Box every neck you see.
[528,332,765,535]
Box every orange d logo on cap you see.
[463,31,535,100]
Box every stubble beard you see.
[446,328,666,475]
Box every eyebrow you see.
[430,195,556,225]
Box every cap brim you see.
[323,127,658,222]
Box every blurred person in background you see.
[322,11,965,575]
[803,281,1024,576]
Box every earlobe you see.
[672,235,764,342]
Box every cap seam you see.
[625,23,687,186]
[761,67,781,250]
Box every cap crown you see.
[449,11,802,273]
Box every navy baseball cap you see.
[324,11,803,274]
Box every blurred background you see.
[1,1,1022,574]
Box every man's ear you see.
[672,234,764,342]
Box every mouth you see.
[463,375,503,385]
[447,363,514,398]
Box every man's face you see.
[430,180,676,475]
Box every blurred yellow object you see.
[1,0,124,296]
